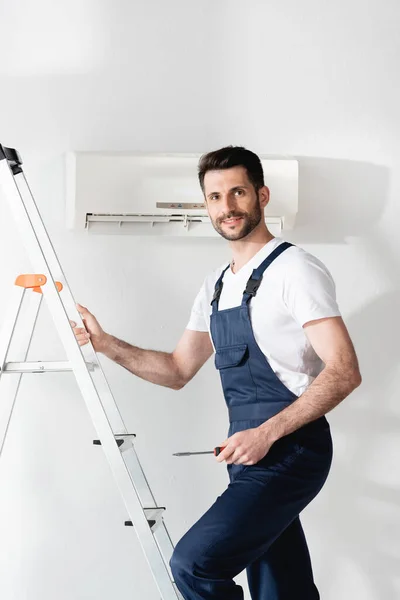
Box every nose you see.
[219,193,237,217]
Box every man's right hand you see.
[70,307,213,387]
[70,303,109,353]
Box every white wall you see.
[0,1,399,598]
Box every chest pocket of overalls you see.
[214,344,253,403]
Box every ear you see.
[259,186,270,209]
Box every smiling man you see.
[72,146,361,600]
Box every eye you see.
[210,194,219,201]
[235,189,244,196]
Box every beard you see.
[211,200,263,241]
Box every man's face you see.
[203,166,268,241]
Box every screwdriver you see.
[173,446,225,457]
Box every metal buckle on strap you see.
[212,284,223,304]
[245,277,262,297]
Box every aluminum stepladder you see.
[0,144,183,600]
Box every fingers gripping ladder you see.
[0,144,182,600]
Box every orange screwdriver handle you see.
[214,446,226,456]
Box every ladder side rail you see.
[0,286,26,372]
[153,522,179,582]
[0,289,42,456]
[123,446,160,507]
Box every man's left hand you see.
[216,426,276,465]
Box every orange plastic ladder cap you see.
[15,274,47,288]
[32,282,63,294]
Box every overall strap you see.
[211,265,230,312]
[241,241,294,306]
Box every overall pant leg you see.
[247,516,319,600]
[170,429,332,600]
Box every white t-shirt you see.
[186,237,341,397]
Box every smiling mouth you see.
[222,217,243,225]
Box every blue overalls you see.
[170,242,333,600]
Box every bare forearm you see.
[260,365,362,442]
[101,334,184,390]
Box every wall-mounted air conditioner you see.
[66,153,298,237]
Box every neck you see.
[230,227,275,273]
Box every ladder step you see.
[125,507,166,532]
[93,433,136,452]
[2,361,96,373]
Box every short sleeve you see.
[283,254,341,327]
[186,282,209,332]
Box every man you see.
[72,146,361,599]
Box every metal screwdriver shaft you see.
[173,451,213,456]
[173,447,224,457]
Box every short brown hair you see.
[198,146,265,193]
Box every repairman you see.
[72,146,362,599]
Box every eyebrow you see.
[207,185,249,200]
